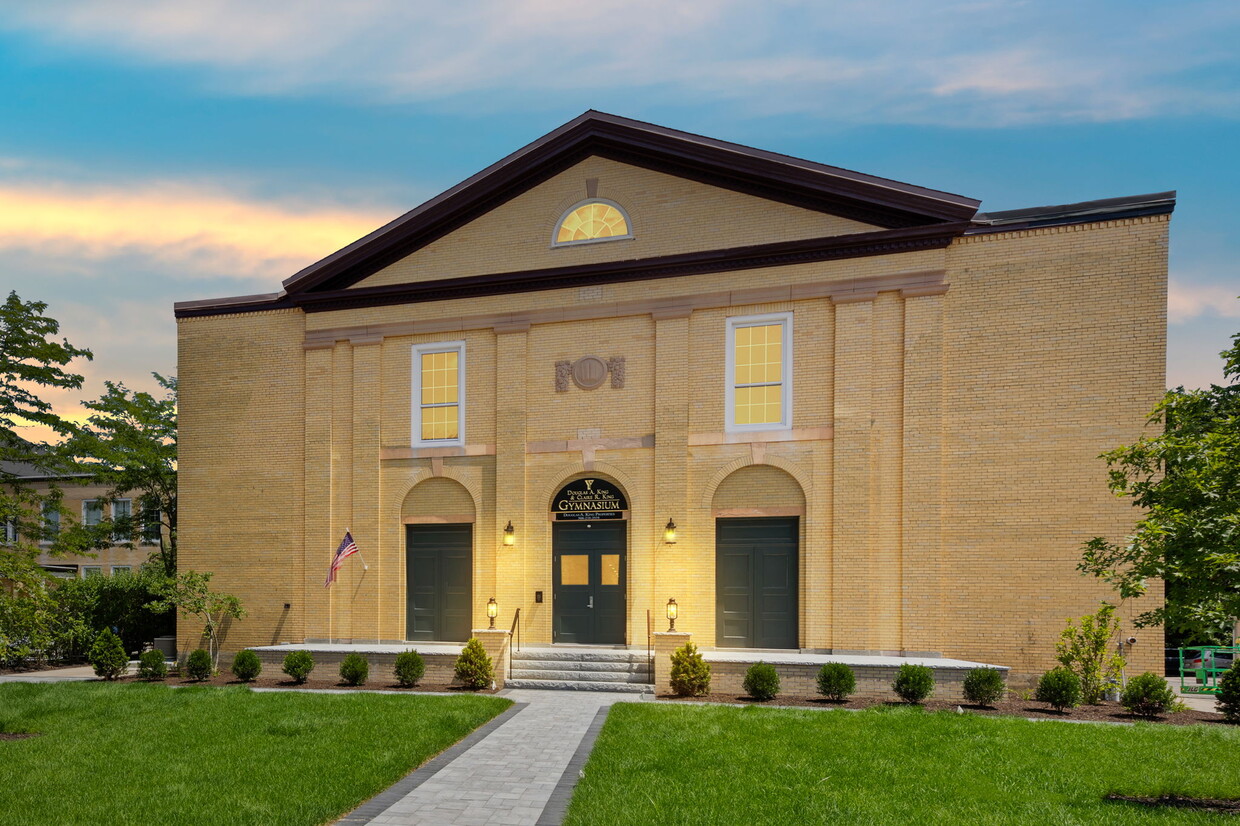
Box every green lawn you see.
[566,703,1240,826]
[0,682,510,826]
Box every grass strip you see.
[566,702,1240,825]
[0,681,510,826]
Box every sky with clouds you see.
[0,0,1236,438]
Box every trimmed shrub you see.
[88,629,128,680]
[137,649,167,681]
[1120,671,1176,718]
[339,653,369,686]
[962,667,1006,707]
[892,663,935,703]
[282,650,315,684]
[743,662,780,701]
[669,641,711,697]
[231,649,262,682]
[816,662,856,702]
[1035,667,1082,712]
[454,638,494,690]
[185,648,213,682]
[1215,664,1240,723]
[394,650,426,688]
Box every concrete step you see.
[510,648,649,664]
[509,658,650,674]
[505,678,651,694]
[511,668,651,684]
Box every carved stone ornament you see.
[555,360,572,392]
[555,355,626,392]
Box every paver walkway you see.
[350,688,641,826]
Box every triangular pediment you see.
[281,112,979,301]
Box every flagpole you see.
[346,528,370,570]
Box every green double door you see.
[406,524,472,642]
[716,517,798,649]
[553,521,626,644]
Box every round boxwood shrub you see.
[892,663,935,703]
[88,629,128,681]
[185,648,213,682]
[137,649,167,681]
[1035,667,1082,712]
[962,667,1006,707]
[743,662,780,701]
[816,662,856,702]
[454,638,494,690]
[394,650,426,688]
[339,653,369,686]
[1120,671,1176,718]
[282,650,315,684]
[231,649,262,683]
[669,641,711,697]
[1217,664,1240,723]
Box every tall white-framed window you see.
[142,506,162,545]
[83,499,133,543]
[112,498,132,543]
[1,519,16,544]
[412,341,465,447]
[725,312,793,433]
[83,499,105,528]
[41,501,60,545]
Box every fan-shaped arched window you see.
[553,200,632,246]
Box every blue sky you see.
[0,0,1236,431]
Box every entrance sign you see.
[552,478,628,520]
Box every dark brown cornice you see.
[288,223,967,315]
[276,111,980,297]
[175,223,965,318]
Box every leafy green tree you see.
[61,375,178,576]
[1079,329,1240,643]
[147,570,245,667]
[0,292,97,665]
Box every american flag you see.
[324,531,359,588]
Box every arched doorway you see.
[402,477,475,642]
[550,476,628,644]
[711,464,804,649]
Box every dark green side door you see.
[553,521,626,644]
[406,524,472,642]
[716,517,798,649]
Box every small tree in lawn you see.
[1056,602,1125,705]
[148,570,245,668]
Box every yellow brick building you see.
[175,112,1169,681]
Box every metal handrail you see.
[647,608,653,675]
[508,608,521,681]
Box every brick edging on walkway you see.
[335,702,529,825]
[536,705,612,826]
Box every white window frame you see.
[1,520,16,544]
[82,499,105,527]
[111,498,132,543]
[41,501,60,546]
[82,566,103,578]
[141,506,161,546]
[550,199,635,248]
[411,340,466,448]
[82,499,133,543]
[725,312,793,434]
[112,566,132,576]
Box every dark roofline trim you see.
[969,191,1175,234]
[277,111,981,297]
[176,222,968,319]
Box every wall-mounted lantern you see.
[664,518,677,545]
[503,520,515,546]
[487,597,498,629]
[666,597,678,632]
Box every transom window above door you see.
[552,200,633,246]
[726,312,792,432]
[412,341,465,446]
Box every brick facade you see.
[176,118,1167,681]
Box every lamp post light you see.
[503,521,515,546]
[664,518,677,545]
[487,597,498,629]
[666,597,678,632]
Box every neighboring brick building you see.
[174,112,1169,681]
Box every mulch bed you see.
[1106,794,1240,814]
[115,673,500,694]
[655,693,1230,726]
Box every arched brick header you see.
[540,459,640,514]
[393,467,483,522]
[700,455,812,510]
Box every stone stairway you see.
[505,647,653,693]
